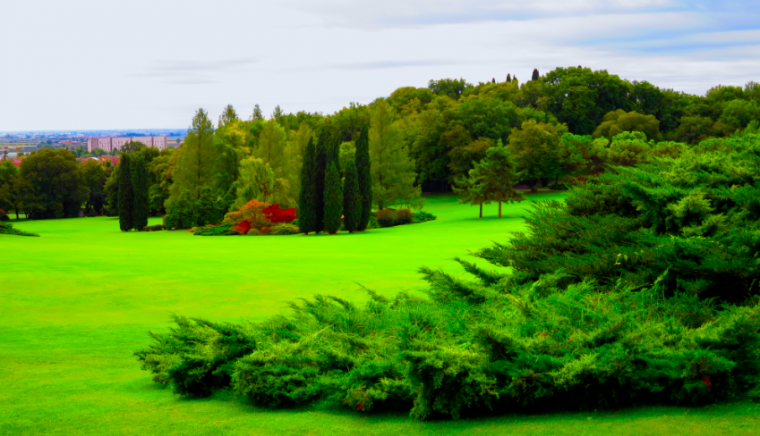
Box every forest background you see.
[2,66,760,225]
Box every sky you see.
[0,0,757,132]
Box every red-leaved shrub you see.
[231,219,252,235]
[262,204,297,224]
[224,200,272,230]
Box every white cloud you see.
[0,0,757,130]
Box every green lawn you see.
[2,193,758,435]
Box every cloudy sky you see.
[0,0,757,131]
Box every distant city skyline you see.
[1,1,758,131]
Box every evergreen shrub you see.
[143,224,165,232]
[367,216,379,229]
[137,134,760,420]
[270,224,300,235]
[246,228,262,236]
[0,221,38,237]
[375,209,397,227]
[165,190,197,230]
[413,211,437,223]
[194,224,237,236]
[135,315,256,397]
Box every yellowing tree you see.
[254,120,287,177]
[368,100,421,209]
[593,109,662,141]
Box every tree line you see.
[1,66,758,222]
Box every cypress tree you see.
[506,74,512,82]
[171,108,215,200]
[342,159,361,233]
[532,68,540,81]
[323,161,342,235]
[355,125,372,231]
[314,138,327,233]
[131,154,149,230]
[298,138,318,234]
[118,154,134,231]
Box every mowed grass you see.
[1,193,758,436]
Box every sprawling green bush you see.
[0,221,39,237]
[194,224,237,236]
[413,210,437,223]
[270,224,300,235]
[137,134,760,420]
[481,133,760,306]
[137,270,760,418]
[135,315,256,397]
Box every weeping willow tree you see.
[137,133,760,420]
[234,157,293,209]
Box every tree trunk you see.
[498,201,502,218]
[479,203,483,218]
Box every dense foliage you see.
[342,159,362,233]
[0,220,39,236]
[118,154,135,232]
[3,68,758,226]
[136,135,760,419]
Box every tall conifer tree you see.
[131,154,149,230]
[355,125,372,231]
[532,68,540,81]
[171,108,216,200]
[118,154,134,231]
[298,138,318,234]
[314,138,327,233]
[323,161,342,234]
[342,159,361,233]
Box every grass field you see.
[2,193,759,435]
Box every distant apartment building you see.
[87,136,168,153]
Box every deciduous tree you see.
[593,109,662,141]
[507,121,564,192]
[369,100,420,209]
[454,141,524,218]
[20,148,87,219]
